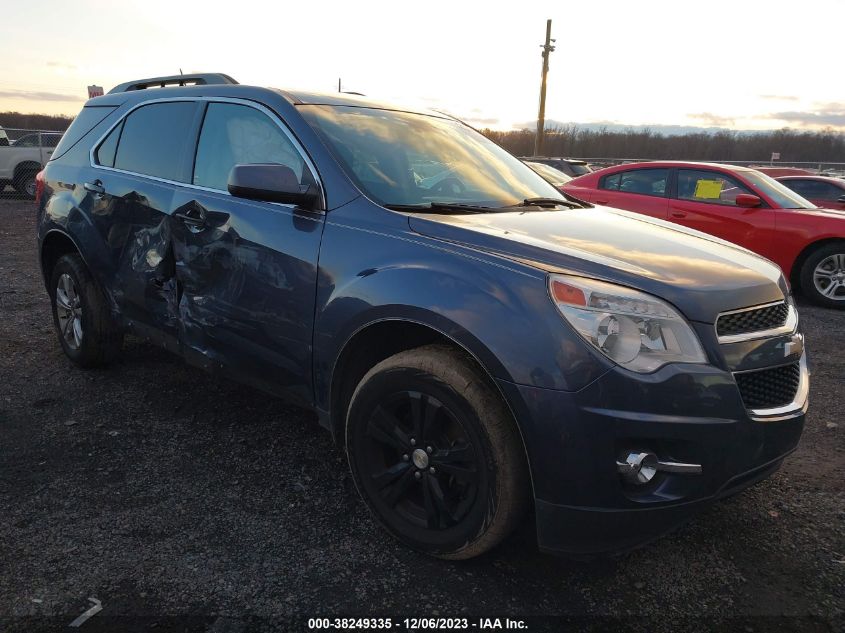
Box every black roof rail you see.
[107,73,238,94]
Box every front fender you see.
[312,200,610,412]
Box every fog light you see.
[617,451,703,484]
[617,451,658,484]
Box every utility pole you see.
[534,19,555,157]
[338,77,341,93]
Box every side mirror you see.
[228,163,320,209]
[735,193,762,208]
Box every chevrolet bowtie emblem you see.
[784,337,802,358]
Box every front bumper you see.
[497,353,807,556]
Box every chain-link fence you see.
[0,127,65,199]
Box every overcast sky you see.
[0,0,842,131]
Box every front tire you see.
[49,253,123,367]
[799,243,845,308]
[345,345,529,559]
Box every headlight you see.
[549,274,707,373]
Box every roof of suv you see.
[89,74,447,119]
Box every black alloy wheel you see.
[346,345,528,559]
[359,389,482,531]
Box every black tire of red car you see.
[799,242,845,308]
[14,170,38,199]
[49,254,124,367]
[345,344,529,559]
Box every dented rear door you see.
[86,100,201,353]
[88,172,181,352]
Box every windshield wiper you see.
[512,197,583,209]
[384,202,496,214]
[385,198,584,214]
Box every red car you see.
[563,161,845,307]
[777,175,845,211]
[755,167,814,178]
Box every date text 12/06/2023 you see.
[306,617,528,630]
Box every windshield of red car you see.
[743,170,816,209]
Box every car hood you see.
[408,206,787,323]
[793,206,845,221]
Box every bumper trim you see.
[536,451,793,556]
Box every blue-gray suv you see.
[36,74,808,558]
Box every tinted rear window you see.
[113,102,197,181]
[95,120,123,168]
[51,106,116,160]
[601,168,668,196]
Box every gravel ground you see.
[1,200,843,632]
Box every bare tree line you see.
[3,110,843,164]
[482,125,845,163]
[0,112,73,131]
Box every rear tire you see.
[49,253,123,367]
[345,344,529,559]
[799,243,845,308]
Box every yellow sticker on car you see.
[694,179,723,199]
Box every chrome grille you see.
[717,301,789,338]
[735,362,801,410]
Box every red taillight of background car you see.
[35,170,45,205]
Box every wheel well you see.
[41,231,79,285]
[790,238,845,290]
[14,161,41,183]
[329,321,447,442]
[330,319,536,507]
[329,320,520,443]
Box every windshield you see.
[299,105,564,208]
[569,163,591,176]
[526,161,572,185]
[743,170,816,209]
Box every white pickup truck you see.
[0,127,62,197]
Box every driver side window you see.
[677,169,753,206]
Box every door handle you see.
[670,211,687,219]
[594,198,609,205]
[83,180,105,195]
[173,206,207,230]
